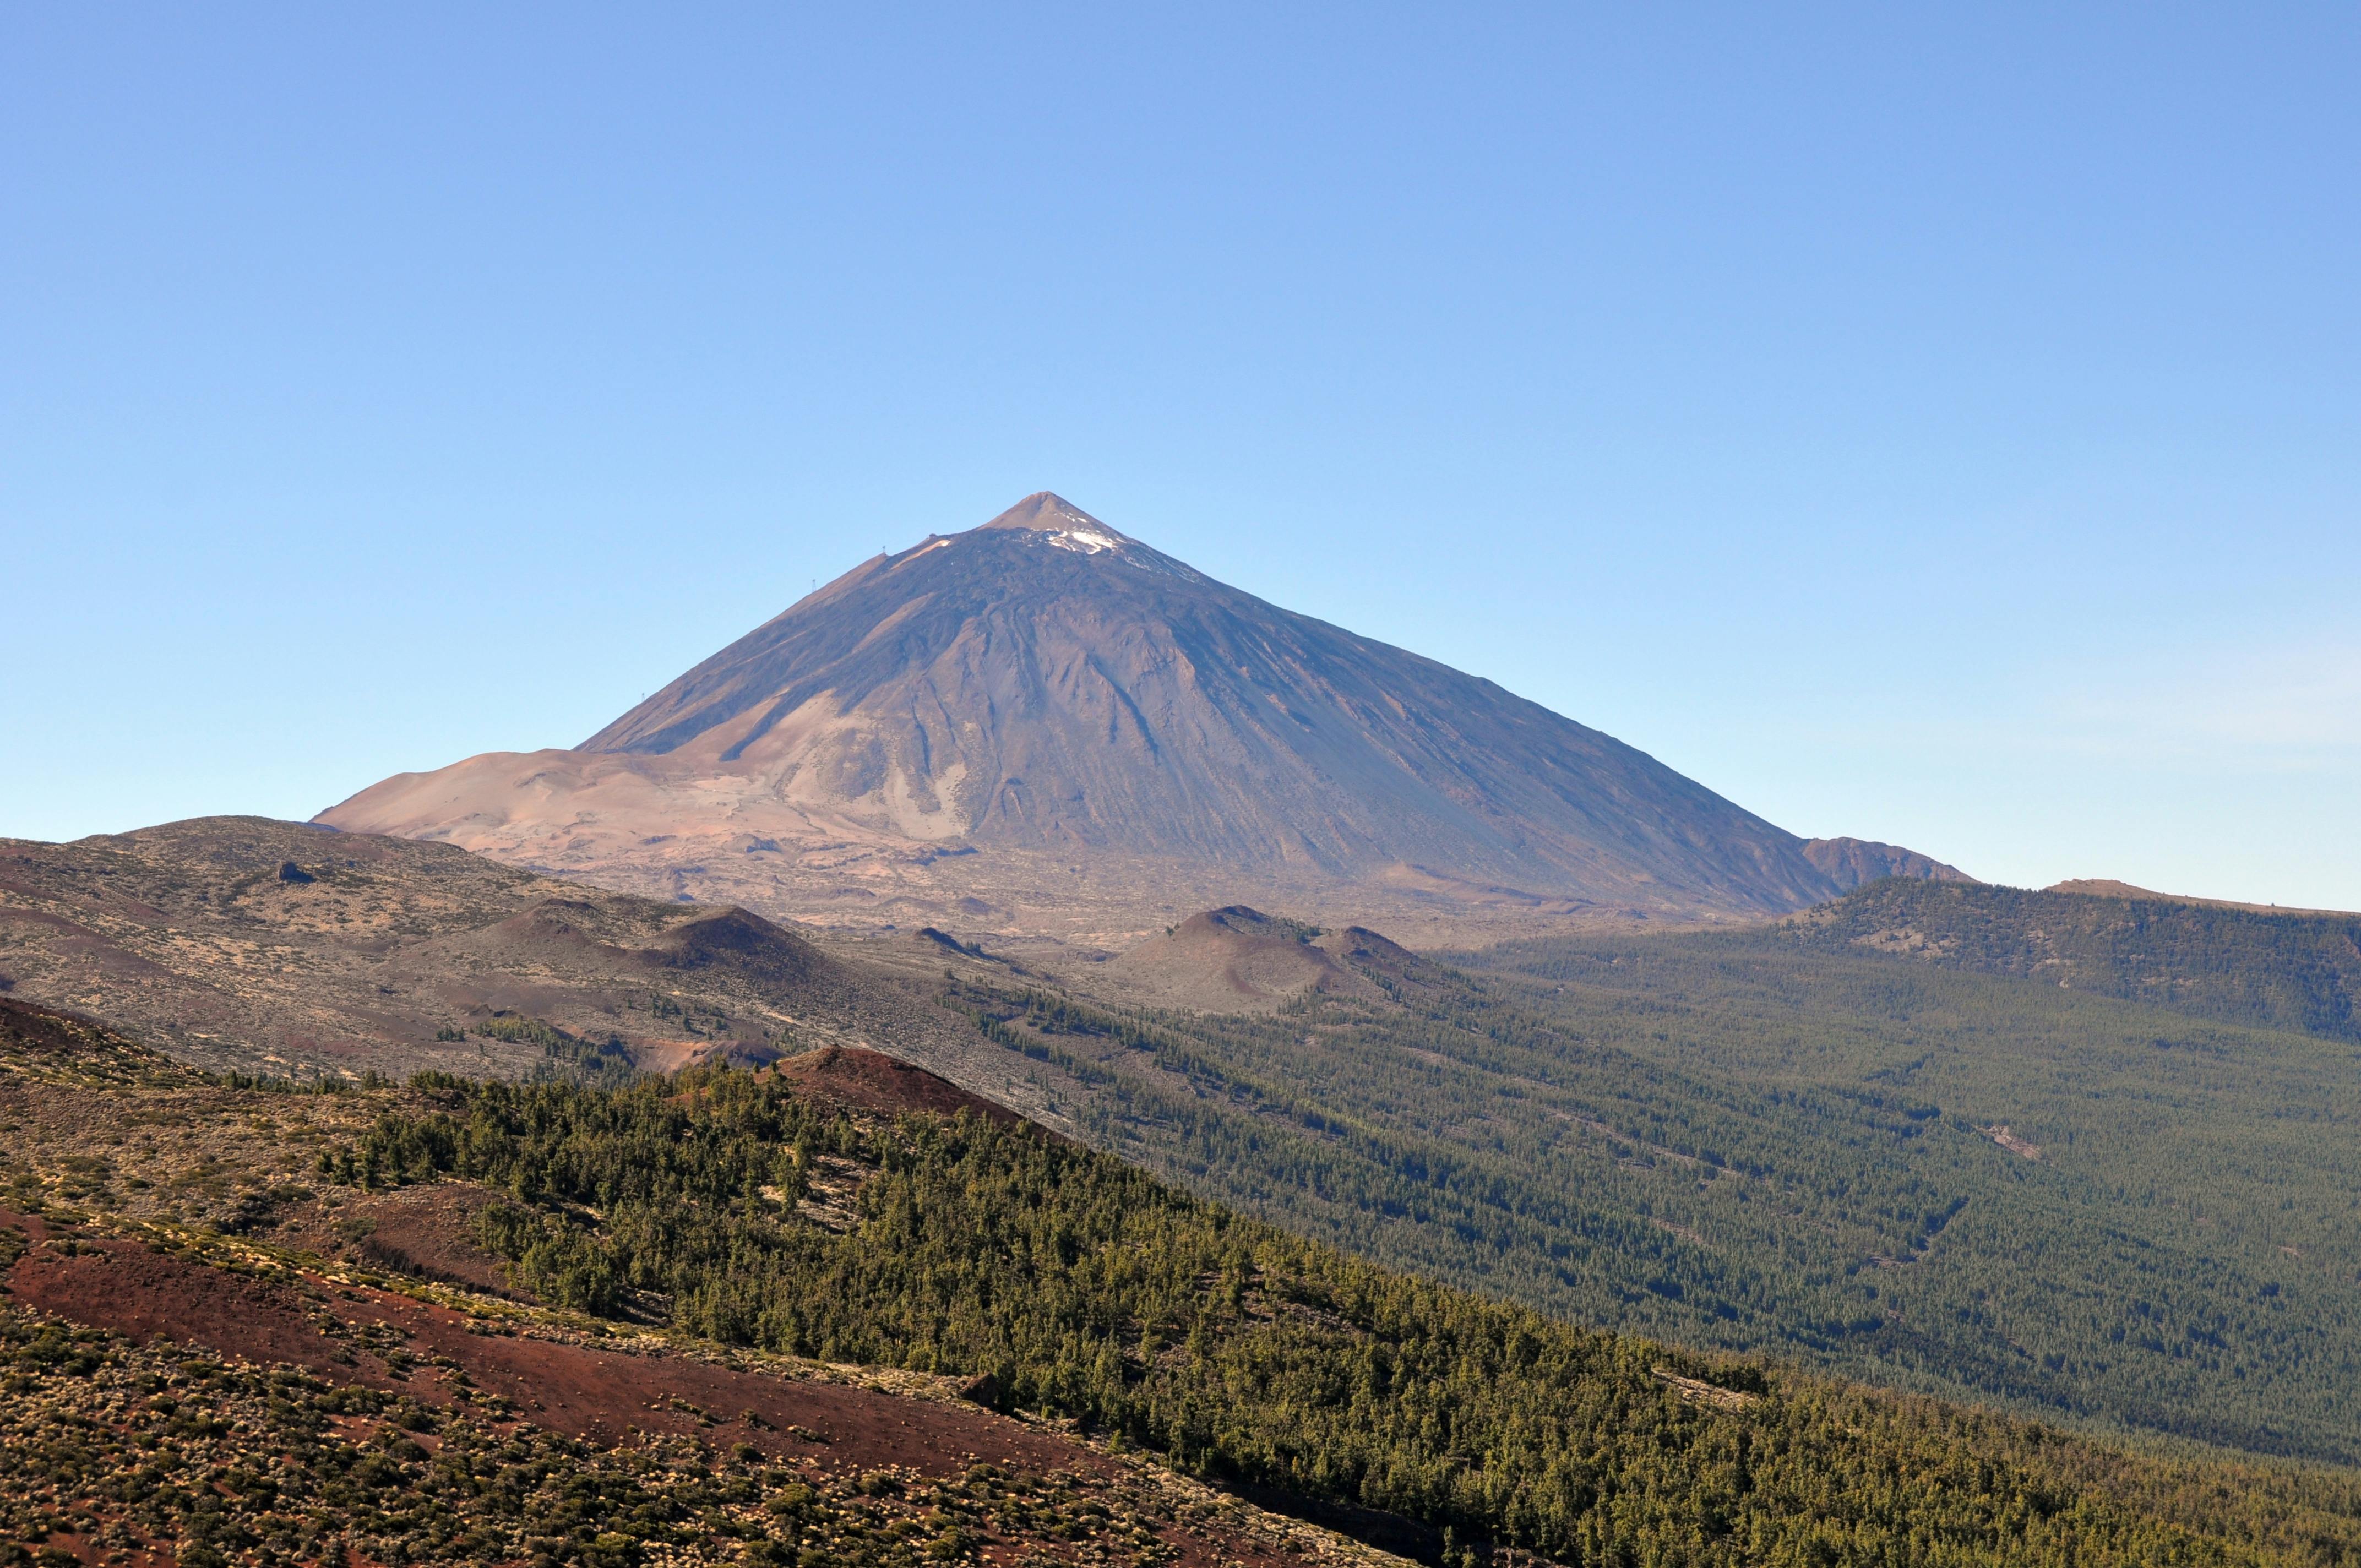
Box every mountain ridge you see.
[1788,875,2361,1040]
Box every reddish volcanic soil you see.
[0,995,106,1053]
[766,1045,1030,1129]
[267,1182,529,1298]
[0,1205,1089,1480]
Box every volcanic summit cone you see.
[320,493,1962,939]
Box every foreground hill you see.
[318,493,1962,941]
[0,1000,1396,1568]
[1786,878,2361,1041]
[8,1000,2361,1566]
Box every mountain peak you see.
[975,492,1134,552]
[319,492,1958,928]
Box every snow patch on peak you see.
[1041,527,1125,554]
[963,493,1203,581]
[894,536,956,566]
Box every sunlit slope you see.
[319,493,1961,930]
[1786,878,2361,1041]
[954,925,2361,1462]
[17,996,2361,1568]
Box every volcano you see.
[319,493,1962,941]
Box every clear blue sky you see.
[6,6,2356,907]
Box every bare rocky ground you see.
[1088,910,1386,1015]
[413,823,1679,957]
[0,816,1483,1134]
[0,818,1085,1128]
[0,998,1413,1568]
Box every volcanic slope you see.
[0,816,1049,1115]
[12,1000,2361,1567]
[941,901,2361,1465]
[18,820,2360,1464]
[0,1001,1405,1568]
[1783,876,2361,1041]
[319,493,1964,942]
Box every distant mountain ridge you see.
[320,493,1965,936]
[1789,877,2361,1041]
[1805,836,1974,890]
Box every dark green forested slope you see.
[360,1066,2361,1568]
[1777,878,2361,1041]
[931,932,2361,1464]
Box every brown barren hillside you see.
[319,493,1966,944]
[0,815,1052,1112]
[1098,907,1386,1012]
[766,1044,1031,1128]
